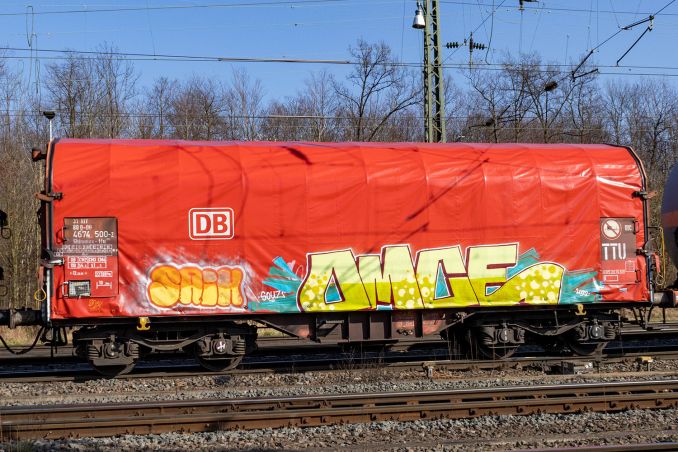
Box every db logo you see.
[189,208,234,240]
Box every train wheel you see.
[475,342,519,360]
[539,337,567,356]
[195,354,243,372]
[83,338,139,377]
[191,334,246,371]
[90,361,136,377]
[566,338,607,356]
[471,327,519,360]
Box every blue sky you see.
[0,0,677,102]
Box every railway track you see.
[3,339,678,383]
[2,379,678,440]
[2,345,678,384]
[2,323,678,384]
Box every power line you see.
[4,44,678,78]
[2,0,672,18]
[444,0,506,62]
[570,0,678,79]
[0,46,352,65]
[7,45,678,70]
[0,0,360,17]
[3,53,678,78]
[440,0,678,17]
[656,0,678,15]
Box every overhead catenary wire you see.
[570,0,677,79]
[0,0,361,17]
[609,0,622,28]
[528,1,545,54]
[439,0,678,16]
[0,0,672,18]
[0,0,675,84]
[483,0,495,64]
[0,46,353,65]
[611,0,678,66]
[0,0,676,76]
[4,47,678,78]
[616,23,654,66]
[444,0,506,63]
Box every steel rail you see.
[533,443,678,452]
[2,379,678,440]
[3,348,678,384]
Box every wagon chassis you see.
[26,303,633,375]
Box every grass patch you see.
[650,307,678,322]
[0,325,41,346]
[256,327,288,337]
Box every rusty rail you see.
[7,343,678,384]
[2,379,678,440]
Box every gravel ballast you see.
[4,409,678,451]
[3,358,678,406]
[2,360,678,450]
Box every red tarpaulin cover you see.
[46,140,650,320]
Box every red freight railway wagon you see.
[25,139,666,374]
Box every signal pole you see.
[413,1,446,143]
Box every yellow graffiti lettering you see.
[297,243,567,312]
[467,244,518,305]
[487,263,564,305]
[356,255,391,306]
[298,250,371,312]
[359,246,423,310]
[415,246,477,308]
[179,267,204,305]
[148,265,181,308]
[201,269,218,306]
[148,264,245,309]
[218,267,244,307]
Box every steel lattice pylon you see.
[421,0,446,143]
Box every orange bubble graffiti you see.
[148,264,245,309]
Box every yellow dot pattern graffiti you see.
[487,263,564,305]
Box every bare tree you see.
[144,77,177,139]
[299,70,339,141]
[261,70,340,142]
[93,45,138,138]
[561,73,605,143]
[0,64,42,311]
[43,46,137,139]
[44,55,98,138]
[223,68,265,140]
[334,39,419,141]
[602,81,630,144]
[466,68,505,143]
[169,76,224,141]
